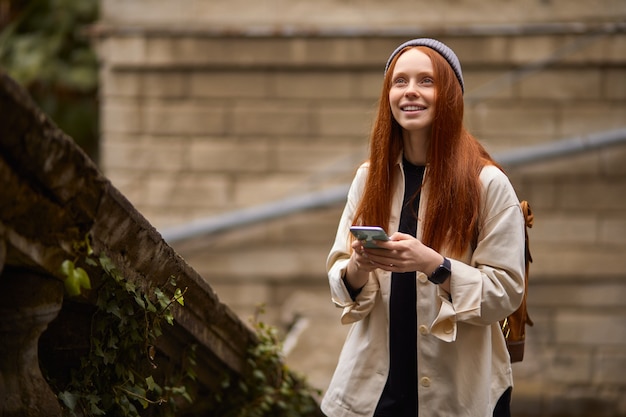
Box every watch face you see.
[429,258,451,284]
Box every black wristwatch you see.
[429,257,451,285]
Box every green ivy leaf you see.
[62,270,82,297]
[60,259,74,276]
[60,260,91,296]
[145,300,157,313]
[58,390,79,410]
[107,334,119,349]
[89,401,106,416]
[75,266,91,290]
[174,287,184,306]
[145,375,157,391]
[127,385,148,409]
[99,255,116,275]
[253,369,266,382]
[133,294,146,309]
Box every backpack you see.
[500,200,534,362]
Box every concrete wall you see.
[95,1,626,415]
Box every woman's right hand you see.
[350,239,379,272]
[344,239,377,291]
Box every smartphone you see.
[350,226,390,248]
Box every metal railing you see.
[161,127,626,243]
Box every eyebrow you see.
[392,70,434,78]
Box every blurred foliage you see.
[0,0,99,159]
[207,307,322,417]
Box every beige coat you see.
[321,160,526,417]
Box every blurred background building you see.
[92,1,626,415]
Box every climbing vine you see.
[55,237,196,417]
[53,237,321,416]
[207,307,322,417]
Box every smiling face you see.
[388,48,436,138]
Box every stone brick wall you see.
[99,0,625,29]
[95,1,626,414]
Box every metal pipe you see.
[497,127,626,167]
[161,127,626,243]
[161,183,350,243]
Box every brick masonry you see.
[96,1,626,414]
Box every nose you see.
[404,80,420,97]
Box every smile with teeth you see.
[401,105,426,111]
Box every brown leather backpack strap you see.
[502,200,535,362]
[520,200,534,327]
[520,200,534,263]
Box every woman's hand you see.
[343,238,379,291]
[345,232,451,292]
[365,232,442,275]
[369,232,451,290]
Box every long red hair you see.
[353,46,499,257]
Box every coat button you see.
[419,325,429,335]
[444,320,454,334]
[417,272,428,283]
[420,377,431,387]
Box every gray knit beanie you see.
[384,38,464,94]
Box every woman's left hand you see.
[363,232,443,276]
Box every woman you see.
[321,38,526,417]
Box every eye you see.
[393,77,408,85]
[421,77,434,85]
